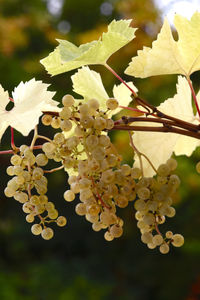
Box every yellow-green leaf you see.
[125,12,200,78]
[41,19,136,76]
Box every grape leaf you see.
[0,78,60,141]
[133,76,200,176]
[125,12,200,78]
[71,66,137,116]
[40,20,136,76]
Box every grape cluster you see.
[134,158,184,254]
[4,93,184,252]
[42,95,134,241]
[5,146,66,240]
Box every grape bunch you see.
[3,93,184,253]
[5,145,67,240]
[135,159,184,254]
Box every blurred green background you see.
[0,0,200,299]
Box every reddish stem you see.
[155,222,162,235]
[119,105,147,114]
[105,63,137,97]
[187,77,200,118]
[90,176,110,209]
[0,145,43,155]
[10,127,16,150]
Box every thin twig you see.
[187,77,200,118]
[44,165,64,173]
[104,63,138,97]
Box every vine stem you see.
[118,105,147,114]
[155,222,162,235]
[0,145,43,155]
[104,63,138,97]
[90,176,110,209]
[128,131,157,175]
[186,76,200,118]
[113,124,200,139]
[44,165,64,173]
[128,131,144,177]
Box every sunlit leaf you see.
[41,20,137,75]
[125,12,200,78]
[0,79,60,141]
[133,76,200,176]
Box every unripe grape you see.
[98,135,110,147]
[41,227,54,240]
[15,175,25,185]
[92,222,102,232]
[167,158,177,171]
[26,214,34,223]
[64,190,75,202]
[32,168,43,180]
[14,191,28,203]
[6,166,15,176]
[101,169,115,183]
[165,206,176,218]
[74,125,84,137]
[157,164,170,177]
[79,103,90,115]
[134,199,146,211]
[4,187,15,197]
[66,136,79,150]
[70,182,81,194]
[45,202,55,210]
[80,116,94,128]
[121,164,131,176]
[59,107,71,120]
[79,178,92,189]
[34,204,45,215]
[10,154,22,166]
[39,195,48,204]
[106,154,117,167]
[137,187,150,200]
[147,243,157,249]
[110,224,123,238]
[60,120,72,131]
[104,231,114,241]
[48,209,59,219]
[54,132,65,144]
[31,224,42,235]
[13,166,24,175]
[57,216,67,227]
[165,231,173,239]
[152,234,163,246]
[85,214,98,223]
[94,117,106,130]
[131,168,142,179]
[88,99,99,111]
[51,117,61,128]
[168,174,180,188]
[141,232,153,244]
[75,203,86,216]
[42,142,56,154]
[106,119,114,130]
[171,234,184,247]
[106,98,118,110]
[62,94,75,107]
[22,202,33,213]
[135,211,143,221]
[86,204,100,216]
[159,243,170,254]
[36,154,48,166]
[41,114,52,126]
[115,195,128,208]
[143,213,155,225]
